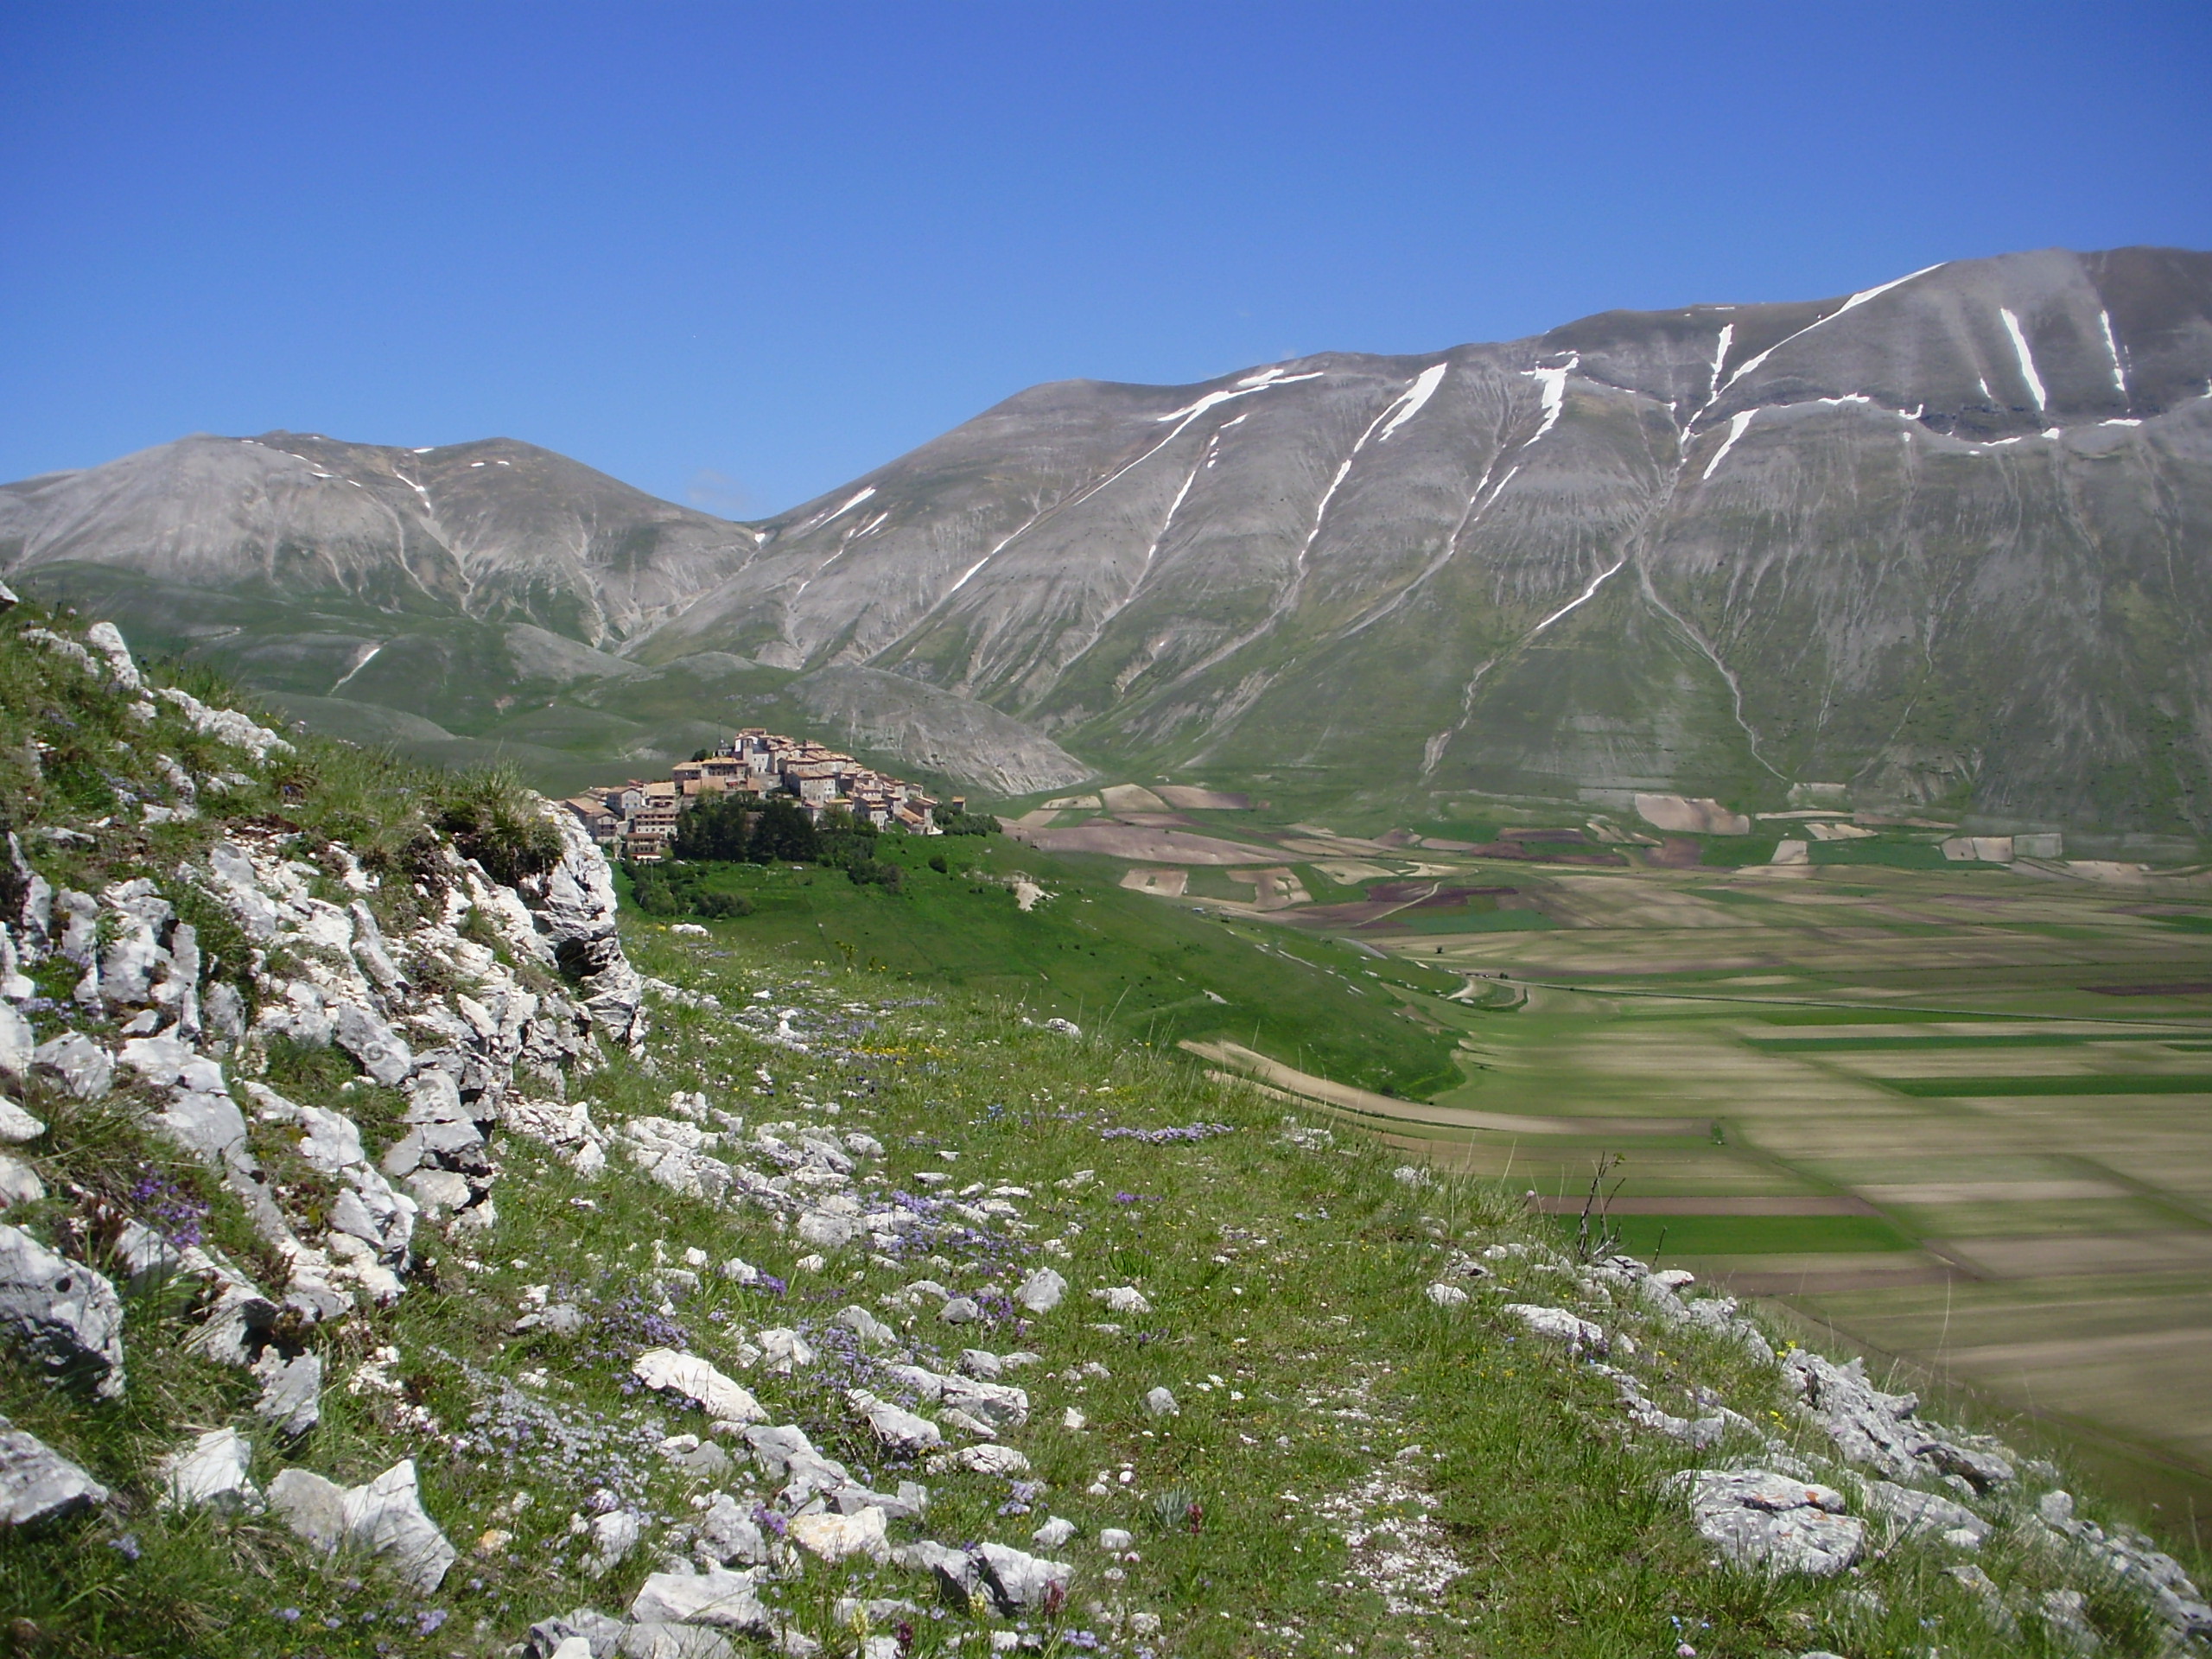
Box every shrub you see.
[694,890,753,918]
[431,767,563,884]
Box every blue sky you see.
[3,3,2208,517]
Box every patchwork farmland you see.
[1008,788,2212,1517]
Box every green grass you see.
[623,840,1465,1098]
[1746,1032,2177,1052]
[1806,839,1955,869]
[1878,1074,2212,1097]
[3,606,2204,1658]
[1561,1215,1921,1258]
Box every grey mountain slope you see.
[0,431,760,645]
[629,244,2212,831]
[4,245,2209,827]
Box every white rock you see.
[1425,1282,1471,1308]
[958,1444,1031,1477]
[788,1505,890,1564]
[797,1211,856,1249]
[938,1296,980,1324]
[0,1008,32,1089]
[1032,1516,1076,1549]
[1014,1267,1066,1313]
[272,1459,455,1590]
[836,1304,898,1348]
[0,1224,125,1398]
[944,1376,1029,1430]
[30,1033,111,1099]
[586,1509,642,1577]
[1091,1285,1150,1315]
[1144,1386,1179,1417]
[157,1427,261,1512]
[252,1349,322,1438]
[976,1541,1071,1612]
[1504,1302,1607,1355]
[343,1458,457,1591]
[0,1422,110,1524]
[849,1390,942,1454]
[633,1350,766,1425]
[0,1099,45,1144]
[628,1566,772,1630]
[0,1154,43,1209]
[1098,1528,1134,1551]
[1677,1469,1863,1577]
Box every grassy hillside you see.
[624,836,1466,1100]
[2,602,2206,1658]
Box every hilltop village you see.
[562,728,948,861]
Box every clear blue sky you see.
[3,3,2208,518]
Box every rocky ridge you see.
[0,602,2204,1656]
[7,246,2209,831]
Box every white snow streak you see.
[1708,323,1734,396]
[1529,558,1626,636]
[817,486,877,528]
[1701,410,1757,480]
[330,644,383,693]
[1153,367,1324,426]
[1723,262,1946,390]
[1518,355,1579,447]
[1999,308,2047,411]
[2098,310,2129,398]
[1375,363,1449,442]
[2101,417,2142,428]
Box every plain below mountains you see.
[4,245,2209,838]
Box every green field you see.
[625,836,1465,1098]
[986,787,2212,1516]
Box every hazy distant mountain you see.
[7,245,2209,830]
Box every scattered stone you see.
[789,1506,891,1564]
[586,1510,643,1577]
[1862,1479,1989,1548]
[1091,1285,1150,1315]
[1014,1268,1066,1313]
[156,1427,261,1512]
[0,1154,42,1210]
[0,1100,44,1144]
[976,1542,1072,1613]
[270,1458,456,1591]
[849,1390,943,1453]
[1424,1282,1470,1308]
[0,1421,109,1525]
[696,1496,771,1567]
[1676,1469,1864,1576]
[620,1624,738,1659]
[628,1566,772,1631]
[1032,1516,1076,1549]
[1503,1303,1606,1356]
[755,1326,816,1374]
[1144,1386,1179,1417]
[0,1224,126,1398]
[938,1296,980,1325]
[633,1349,767,1425]
[836,1304,898,1348]
[30,1033,111,1099]
[1098,1528,1134,1552]
[527,1610,627,1659]
[797,1211,856,1249]
[955,1444,1031,1477]
[943,1376,1029,1430]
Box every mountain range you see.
[4,244,2209,838]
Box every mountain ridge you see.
[6,244,2209,831]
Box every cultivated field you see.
[1012,782,2212,1517]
